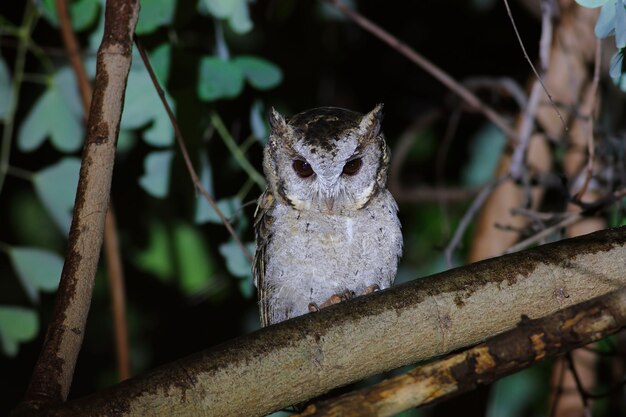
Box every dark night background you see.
[0,1,570,416]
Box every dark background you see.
[0,1,548,415]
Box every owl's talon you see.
[363,284,380,295]
[320,294,343,308]
[308,302,321,313]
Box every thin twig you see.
[436,109,462,237]
[575,39,602,200]
[508,0,558,180]
[503,0,566,130]
[463,76,527,109]
[133,35,254,263]
[444,175,508,266]
[324,0,518,141]
[549,358,567,417]
[388,109,441,197]
[566,353,593,417]
[210,112,266,189]
[504,213,581,254]
[0,4,37,197]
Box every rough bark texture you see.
[16,0,139,413]
[38,227,626,417]
[296,286,626,417]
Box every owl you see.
[253,105,403,327]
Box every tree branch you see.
[15,0,139,412]
[296,285,626,416]
[34,226,626,417]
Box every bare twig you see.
[444,175,508,266]
[388,109,440,197]
[504,213,581,254]
[436,109,462,236]
[566,353,593,417]
[324,0,518,141]
[133,36,254,263]
[104,207,131,380]
[503,0,565,131]
[574,39,602,200]
[0,4,37,197]
[508,0,559,180]
[463,76,527,109]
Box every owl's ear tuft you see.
[269,107,288,134]
[358,103,384,139]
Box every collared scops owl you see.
[253,105,403,327]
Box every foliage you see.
[576,0,626,85]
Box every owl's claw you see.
[308,302,320,313]
[363,284,381,295]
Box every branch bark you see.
[55,0,132,382]
[16,0,139,413]
[295,285,626,417]
[33,226,626,417]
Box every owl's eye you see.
[292,159,314,178]
[342,158,363,176]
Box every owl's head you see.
[263,105,390,213]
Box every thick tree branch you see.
[15,0,139,413]
[296,285,626,417]
[34,226,626,417]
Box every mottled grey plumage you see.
[253,105,403,327]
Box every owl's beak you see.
[324,196,335,211]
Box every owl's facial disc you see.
[267,106,387,213]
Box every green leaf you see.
[173,223,215,294]
[17,68,84,153]
[616,0,626,48]
[595,0,616,38]
[250,99,268,143]
[611,50,624,80]
[199,0,236,18]
[131,221,174,282]
[574,0,610,8]
[10,191,64,251]
[218,240,254,278]
[197,57,244,101]
[233,56,283,90]
[135,0,176,35]
[197,196,242,225]
[121,47,175,147]
[40,0,101,31]
[7,247,63,303]
[195,153,215,223]
[228,0,253,34]
[33,158,81,234]
[198,0,253,33]
[0,56,12,119]
[138,150,174,198]
[149,44,172,84]
[0,307,38,357]
[462,123,506,186]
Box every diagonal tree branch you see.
[55,0,131,382]
[15,0,140,413]
[296,285,626,417]
[32,226,626,417]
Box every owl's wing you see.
[253,189,276,327]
